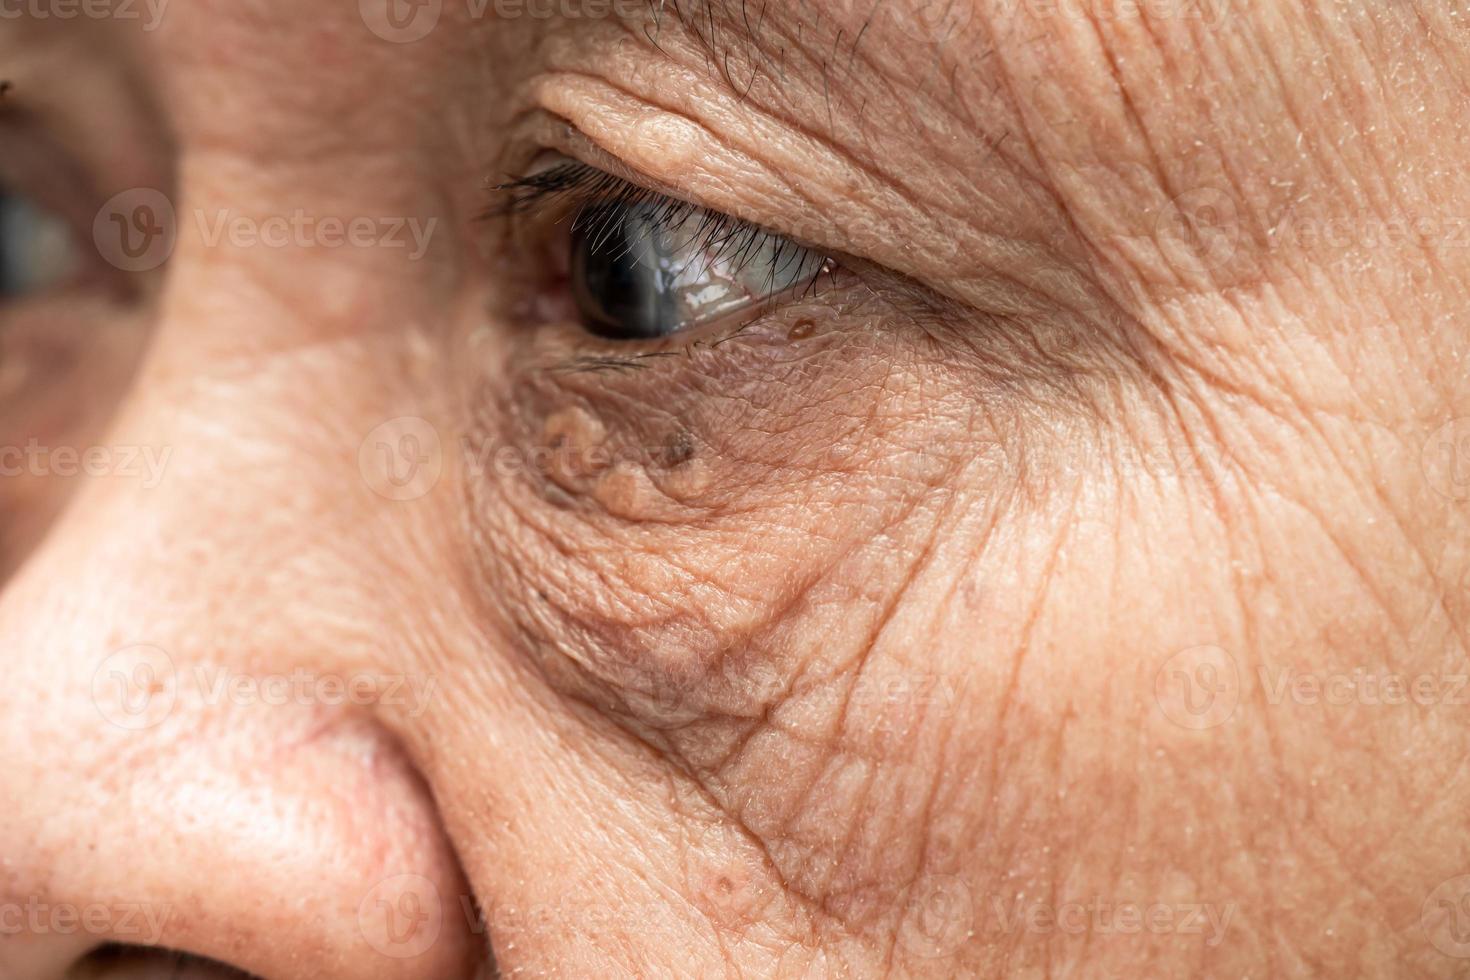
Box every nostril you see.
[67,944,260,980]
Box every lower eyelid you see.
[505,265,859,383]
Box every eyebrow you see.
[640,0,901,103]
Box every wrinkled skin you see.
[1,1,1468,977]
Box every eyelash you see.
[487,161,838,311]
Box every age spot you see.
[664,431,696,466]
[657,430,712,501]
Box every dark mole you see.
[664,431,697,467]
[0,81,11,103]
[788,319,817,340]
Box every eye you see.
[496,161,832,341]
[0,184,82,301]
[569,199,829,341]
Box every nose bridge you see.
[0,138,466,722]
[0,250,477,979]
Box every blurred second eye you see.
[0,185,81,301]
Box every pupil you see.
[570,203,675,340]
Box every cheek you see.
[455,318,1056,928]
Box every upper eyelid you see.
[493,111,824,247]
[486,159,838,290]
[484,154,852,279]
[491,110,920,296]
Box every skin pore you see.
[1,1,1468,977]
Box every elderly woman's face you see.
[2,1,1468,977]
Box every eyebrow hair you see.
[635,0,919,145]
[641,0,893,101]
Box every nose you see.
[0,537,481,979]
[0,274,481,979]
